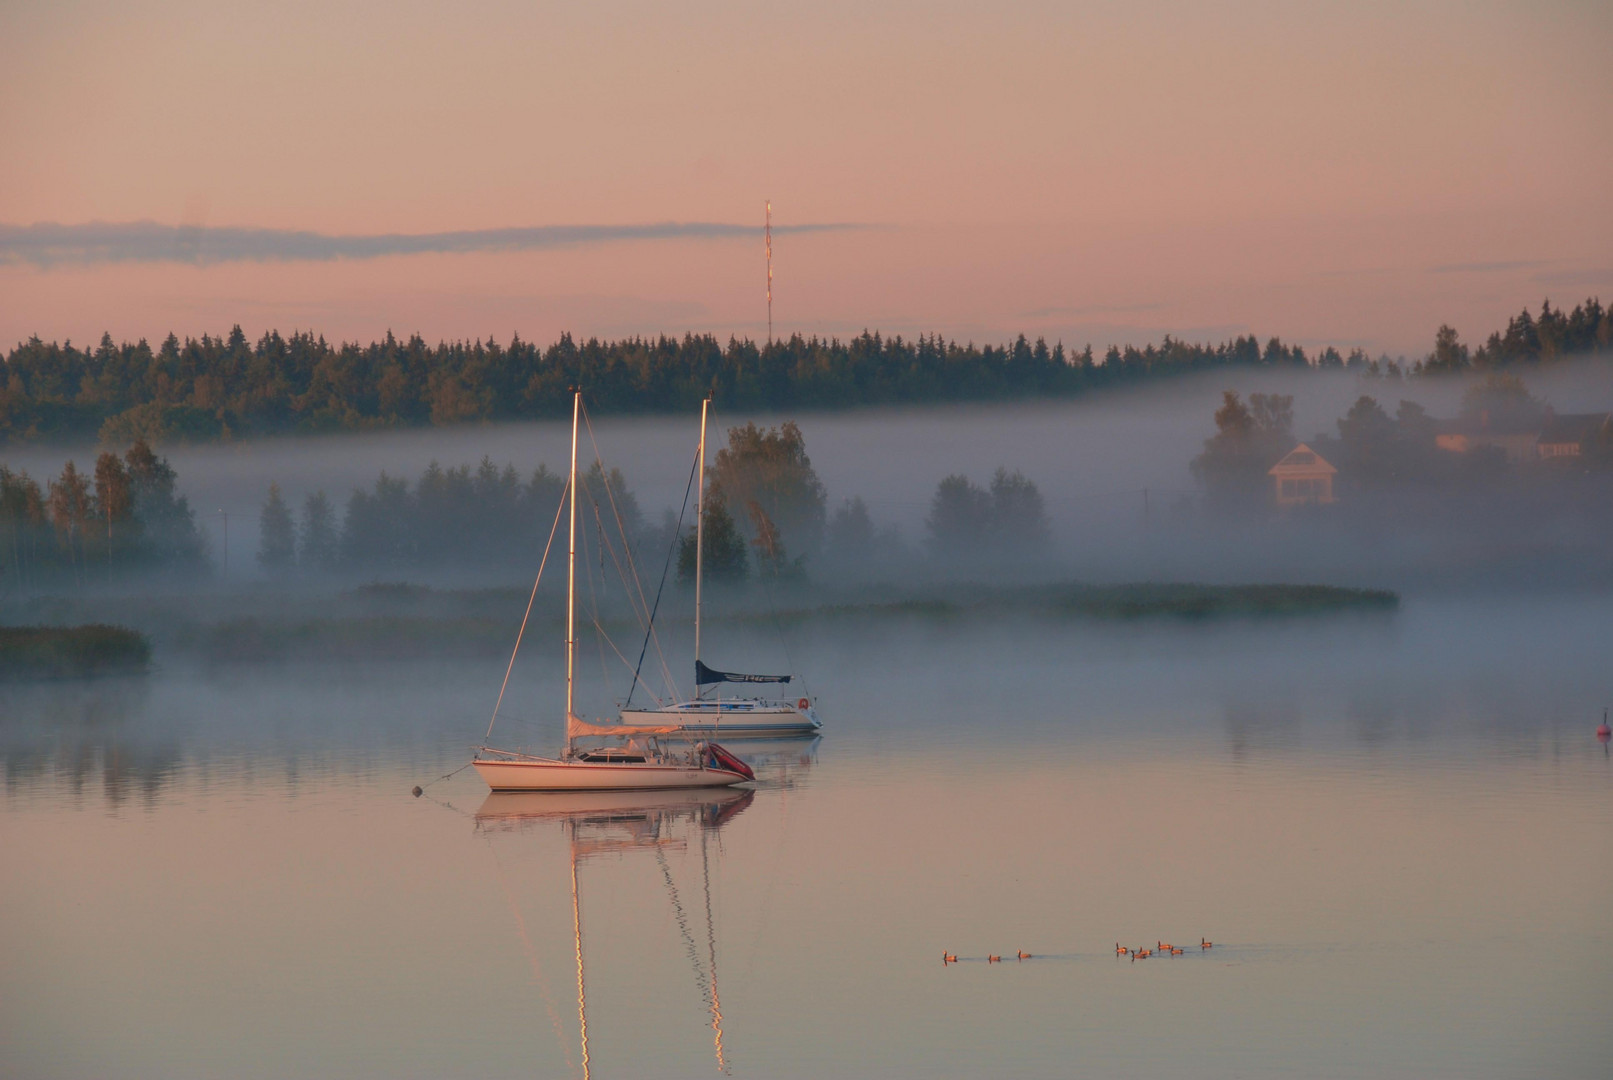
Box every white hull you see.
[473,756,749,792]
[619,702,822,739]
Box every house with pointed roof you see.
[1268,443,1337,506]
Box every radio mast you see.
[764,200,773,345]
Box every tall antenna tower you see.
[764,200,773,345]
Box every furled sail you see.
[567,712,682,741]
[695,660,792,686]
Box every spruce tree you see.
[258,483,296,573]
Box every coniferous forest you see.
[2,299,1607,444]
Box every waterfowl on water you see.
[1116,943,1129,956]
[1201,939,1213,949]
[942,953,957,963]
[1017,950,1032,960]
[987,955,1001,963]
[1169,947,1184,955]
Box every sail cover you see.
[567,712,682,740]
[695,660,792,686]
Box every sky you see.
[1,0,1610,358]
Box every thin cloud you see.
[0,219,867,268]
[1428,258,1551,275]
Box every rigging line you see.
[415,759,475,793]
[486,479,570,743]
[576,493,612,692]
[585,484,649,637]
[624,443,700,709]
[589,608,650,686]
[575,471,652,690]
[579,402,681,700]
[484,836,575,1075]
[654,842,714,1008]
[580,402,657,627]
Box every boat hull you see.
[473,757,749,792]
[619,704,821,739]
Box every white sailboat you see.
[472,391,755,792]
[619,397,823,739]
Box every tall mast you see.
[694,396,708,698]
[567,389,579,722]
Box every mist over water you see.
[3,368,1612,1078]
[3,593,1611,1079]
[5,359,1611,598]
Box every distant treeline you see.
[4,297,1606,443]
[261,421,1052,581]
[1,441,206,588]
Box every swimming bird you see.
[1116,943,1129,956]
[1017,950,1032,960]
[987,955,1001,963]
[1201,939,1213,949]
[942,952,957,963]
[1158,941,1173,952]
[1170,947,1184,955]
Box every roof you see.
[1432,412,1543,438]
[1537,411,1610,446]
[1268,443,1337,477]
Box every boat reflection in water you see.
[474,786,756,1078]
[713,735,820,790]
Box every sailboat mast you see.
[694,396,708,699]
[567,390,579,722]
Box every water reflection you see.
[475,786,754,1078]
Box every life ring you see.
[797,698,810,711]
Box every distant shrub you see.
[0,624,151,680]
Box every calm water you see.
[4,596,1611,1079]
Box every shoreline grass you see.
[163,582,1396,662]
[0,624,151,680]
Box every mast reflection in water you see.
[475,787,756,1078]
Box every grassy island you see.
[755,582,1400,625]
[0,624,152,680]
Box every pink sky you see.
[2,0,1609,358]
